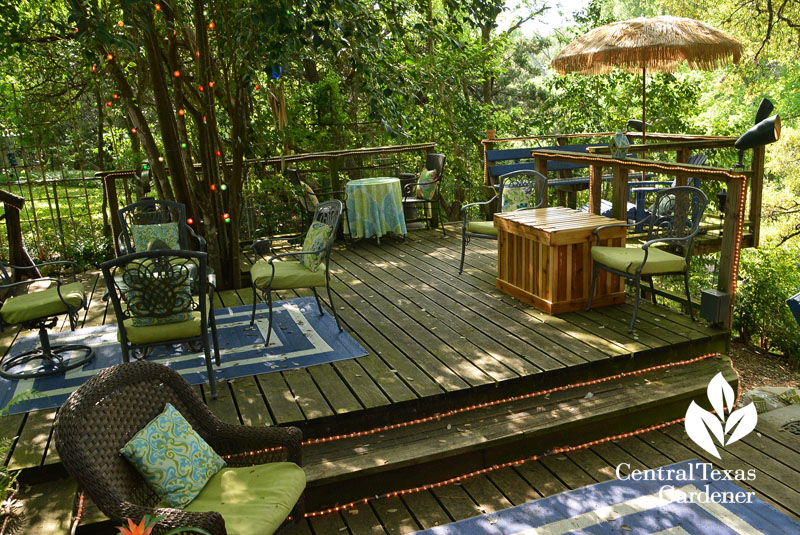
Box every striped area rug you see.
[413,460,798,535]
[0,297,366,414]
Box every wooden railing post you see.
[103,173,122,256]
[612,165,629,220]
[535,157,549,207]
[675,148,691,186]
[718,177,745,327]
[0,190,40,280]
[589,164,602,214]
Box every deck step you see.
[303,356,736,510]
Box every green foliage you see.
[735,247,800,357]
[56,234,112,270]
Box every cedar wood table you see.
[494,207,627,315]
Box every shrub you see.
[734,246,800,358]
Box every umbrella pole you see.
[641,64,647,181]
[641,64,646,145]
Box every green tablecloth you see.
[345,177,407,240]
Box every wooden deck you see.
[0,227,735,533]
[287,408,800,535]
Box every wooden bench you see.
[485,144,610,208]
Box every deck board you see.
[284,421,800,535]
[3,229,727,474]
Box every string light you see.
[181,142,187,148]
[199,85,204,92]
[157,156,164,162]
[178,109,185,116]
[105,101,112,107]
[131,128,137,134]
[155,3,161,10]
[208,21,215,30]
[300,353,719,447]
[215,150,221,157]
[220,184,227,191]
[255,83,260,90]
[223,213,231,223]
[173,70,181,78]
[210,184,215,191]
[196,51,200,57]
[208,81,215,88]
[70,492,86,533]
[106,53,114,61]
[91,65,96,72]
[112,93,119,99]
[117,21,124,27]
[187,218,194,225]
[203,116,207,124]
[302,416,691,518]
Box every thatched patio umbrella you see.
[551,16,743,143]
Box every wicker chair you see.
[54,360,304,535]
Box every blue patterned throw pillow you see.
[501,186,532,212]
[300,222,333,272]
[415,169,439,200]
[120,403,226,508]
[131,222,181,252]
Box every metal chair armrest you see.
[185,224,207,252]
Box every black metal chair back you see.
[496,169,548,211]
[645,186,708,260]
[117,198,189,253]
[101,250,220,397]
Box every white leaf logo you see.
[684,372,757,459]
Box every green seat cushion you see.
[0,281,85,325]
[184,462,306,535]
[251,260,327,290]
[591,246,686,276]
[121,302,210,344]
[466,221,498,237]
[121,403,226,508]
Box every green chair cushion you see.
[591,246,687,276]
[121,402,226,508]
[0,281,85,325]
[121,302,210,344]
[184,462,306,535]
[466,221,498,237]
[252,260,327,290]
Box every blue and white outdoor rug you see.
[0,297,366,414]
[414,460,800,535]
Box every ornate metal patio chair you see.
[459,169,548,274]
[101,250,221,398]
[401,153,448,236]
[0,260,93,379]
[629,154,708,231]
[118,198,206,254]
[249,200,343,345]
[586,186,709,332]
[54,360,304,535]
[285,168,351,239]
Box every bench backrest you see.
[485,144,606,178]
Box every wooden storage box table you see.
[494,207,627,314]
